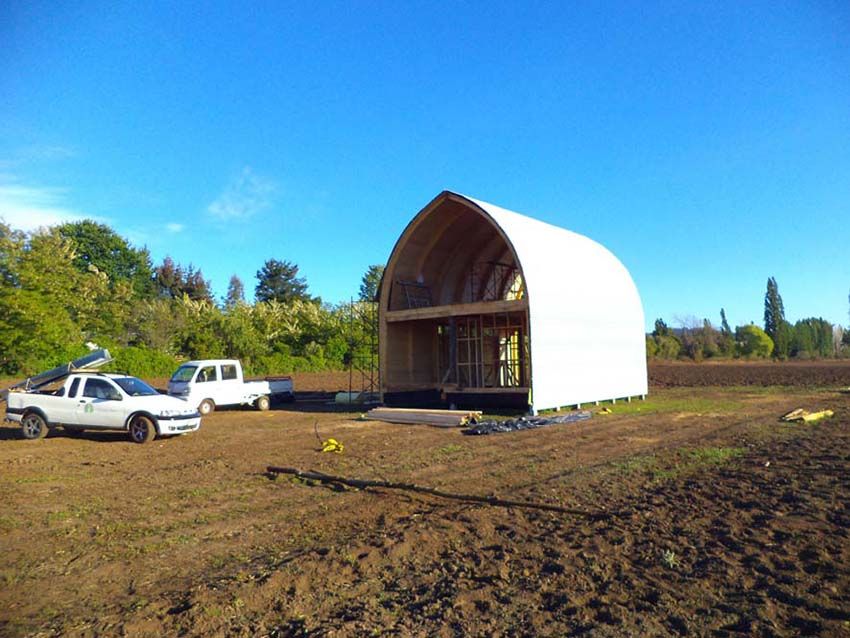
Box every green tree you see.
[718,308,735,357]
[358,264,385,302]
[219,302,266,365]
[645,335,659,358]
[720,309,732,336]
[255,259,311,303]
[154,256,212,301]
[653,318,672,337]
[0,227,85,373]
[654,335,681,359]
[172,297,225,359]
[224,274,245,307]
[736,324,774,358]
[791,318,833,358]
[57,220,154,297]
[764,277,790,359]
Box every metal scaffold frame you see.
[346,298,379,401]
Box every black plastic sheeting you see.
[463,410,592,435]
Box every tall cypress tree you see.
[718,308,735,356]
[720,308,732,336]
[764,277,789,359]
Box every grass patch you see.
[435,443,467,457]
[613,446,746,483]
[45,501,104,525]
[177,486,217,500]
[0,514,20,532]
[601,395,744,416]
[14,475,62,485]
[685,447,745,465]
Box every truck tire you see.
[255,395,270,411]
[198,399,215,416]
[128,415,156,444]
[21,412,49,440]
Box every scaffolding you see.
[346,298,379,400]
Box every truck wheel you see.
[198,399,215,415]
[21,413,48,440]
[255,395,270,411]
[128,415,156,444]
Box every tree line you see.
[0,220,384,377]
[2,219,848,377]
[647,277,850,361]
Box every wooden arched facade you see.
[379,191,648,412]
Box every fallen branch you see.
[266,466,605,518]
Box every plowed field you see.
[649,359,850,388]
[1,366,849,636]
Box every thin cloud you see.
[166,222,184,233]
[206,167,276,220]
[21,145,77,161]
[0,180,90,231]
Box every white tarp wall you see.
[464,195,648,412]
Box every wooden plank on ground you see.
[365,407,480,427]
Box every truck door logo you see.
[85,404,94,413]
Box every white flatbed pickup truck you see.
[167,359,294,415]
[5,372,201,443]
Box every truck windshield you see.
[114,377,159,396]
[171,365,197,382]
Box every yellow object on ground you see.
[801,410,834,422]
[321,438,344,453]
[599,407,613,414]
[781,408,834,423]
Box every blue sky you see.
[2,1,848,331]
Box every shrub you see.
[645,335,659,358]
[105,346,180,378]
[654,335,681,360]
[735,325,774,358]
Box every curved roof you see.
[381,191,647,410]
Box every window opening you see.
[197,366,218,383]
[396,280,432,309]
[221,365,238,381]
[468,262,524,302]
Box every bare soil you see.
[649,359,850,388]
[1,367,849,636]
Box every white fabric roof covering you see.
[459,193,648,411]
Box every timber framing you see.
[384,298,527,323]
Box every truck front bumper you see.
[157,415,201,435]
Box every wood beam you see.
[385,298,528,323]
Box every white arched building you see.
[378,191,647,413]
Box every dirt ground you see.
[1,366,849,636]
[649,359,850,388]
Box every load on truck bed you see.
[3,350,201,443]
[167,359,294,415]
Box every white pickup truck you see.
[5,372,201,443]
[167,359,294,414]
